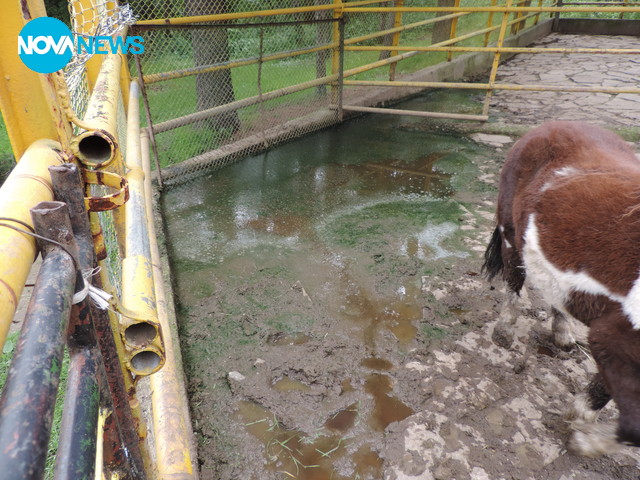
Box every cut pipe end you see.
[130,349,163,376]
[73,130,117,168]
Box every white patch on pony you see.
[555,166,580,177]
[504,239,512,249]
[624,277,640,329]
[522,214,640,329]
[540,167,581,192]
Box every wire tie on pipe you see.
[72,267,112,309]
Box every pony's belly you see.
[521,214,616,318]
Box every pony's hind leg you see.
[551,307,575,350]
[491,289,520,349]
[566,373,616,457]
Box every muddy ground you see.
[164,34,640,480]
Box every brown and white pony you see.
[483,121,640,456]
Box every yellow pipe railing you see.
[343,79,640,94]
[0,139,65,350]
[70,53,124,168]
[122,80,165,378]
[136,4,640,27]
[142,126,197,479]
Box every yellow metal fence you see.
[130,0,640,184]
[0,0,639,478]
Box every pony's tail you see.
[482,226,503,281]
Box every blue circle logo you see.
[18,17,73,74]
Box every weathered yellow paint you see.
[120,255,165,377]
[120,82,164,381]
[447,0,461,62]
[483,0,513,116]
[0,0,72,159]
[141,124,197,479]
[71,53,123,168]
[0,139,64,351]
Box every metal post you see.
[447,0,461,61]
[338,18,345,121]
[0,202,77,480]
[482,0,513,117]
[133,52,164,188]
[331,0,344,109]
[388,0,404,80]
[484,0,497,46]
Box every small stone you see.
[228,371,246,382]
[254,358,266,367]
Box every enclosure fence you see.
[130,0,640,185]
[0,0,639,479]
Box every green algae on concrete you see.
[161,93,495,479]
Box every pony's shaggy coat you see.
[483,121,640,456]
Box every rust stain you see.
[0,278,18,309]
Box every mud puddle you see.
[162,93,638,479]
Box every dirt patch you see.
[163,104,639,480]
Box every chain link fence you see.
[126,0,556,185]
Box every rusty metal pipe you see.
[53,349,99,480]
[0,201,77,480]
[48,164,148,479]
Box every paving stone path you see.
[490,33,640,129]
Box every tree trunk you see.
[432,0,455,45]
[184,0,240,134]
[315,0,330,96]
[379,2,395,61]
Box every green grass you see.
[0,117,15,184]
[0,332,69,480]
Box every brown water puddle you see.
[239,401,351,480]
[324,402,359,433]
[245,215,311,237]
[240,399,390,479]
[365,374,415,432]
[341,282,422,348]
[363,152,452,195]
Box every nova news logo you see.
[18,17,144,74]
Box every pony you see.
[482,121,640,456]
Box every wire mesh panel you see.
[132,14,341,183]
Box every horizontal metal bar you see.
[132,17,339,31]
[346,45,640,54]
[342,105,488,121]
[136,4,338,25]
[153,73,339,134]
[344,6,640,12]
[143,42,338,84]
[137,3,640,26]
[561,1,631,4]
[345,12,469,46]
[344,79,640,94]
